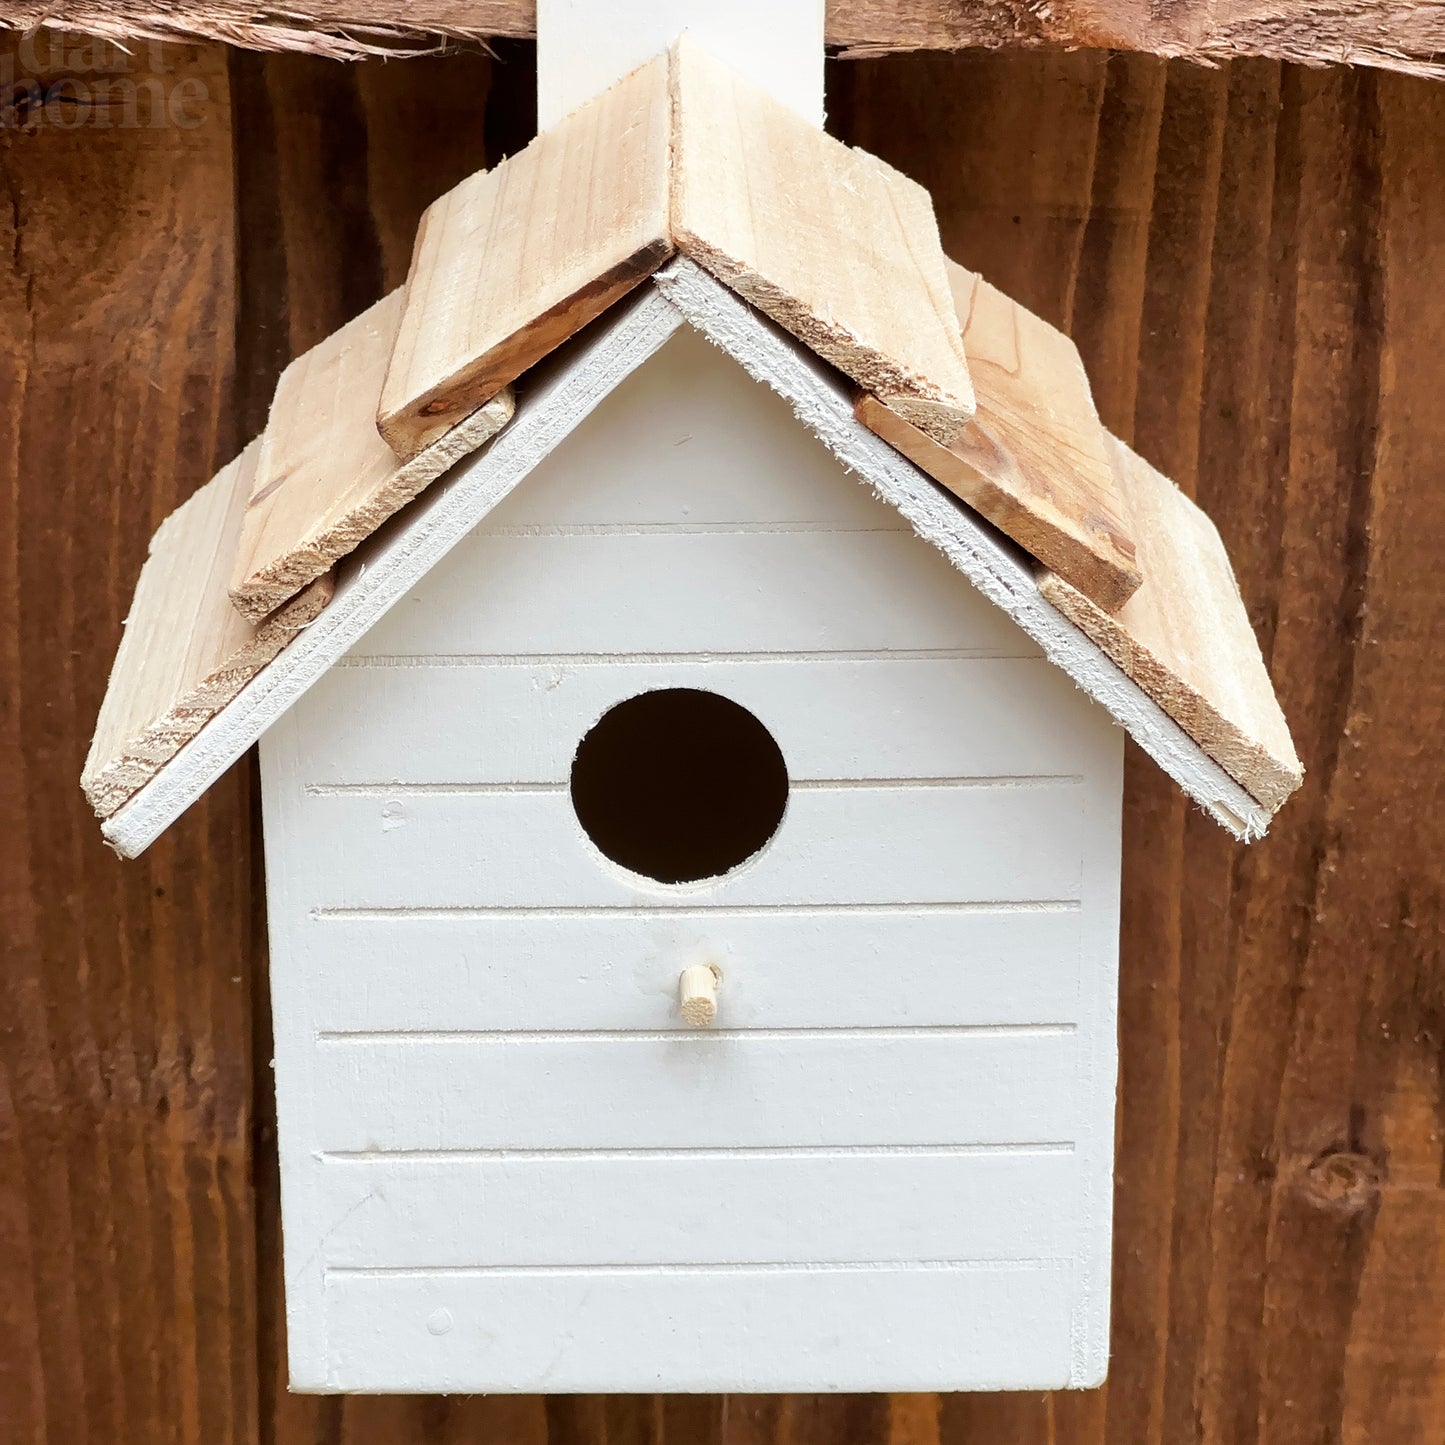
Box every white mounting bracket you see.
[536,0,826,130]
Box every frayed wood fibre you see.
[0,0,1441,76]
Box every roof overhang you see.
[101,261,1279,857]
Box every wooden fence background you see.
[1,34,1441,1445]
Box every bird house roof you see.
[84,42,1301,857]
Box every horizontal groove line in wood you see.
[324,1258,1066,1279]
[311,1146,1084,1270]
[301,774,1086,796]
[311,1147,1083,1270]
[319,1141,1079,1161]
[309,898,1083,920]
[472,521,911,536]
[332,646,1043,666]
[314,1023,1078,1044]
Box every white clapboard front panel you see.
[288,907,1085,1033]
[313,1150,1078,1266]
[351,529,1036,660]
[309,1031,1079,1151]
[283,784,1087,909]
[324,1264,1076,1394]
[292,656,1076,788]
[260,329,1124,1393]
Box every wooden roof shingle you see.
[83,41,1302,848]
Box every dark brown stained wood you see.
[6,38,1445,1445]
[0,37,258,1445]
[0,1,1440,77]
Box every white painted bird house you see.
[83,8,1300,1400]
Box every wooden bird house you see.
[82,5,1300,1397]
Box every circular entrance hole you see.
[569,688,789,885]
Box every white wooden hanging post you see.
[81,0,1301,1399]
[537,0,825,128]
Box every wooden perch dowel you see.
[679,964,720,1027]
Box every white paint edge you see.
[652,259,1270,843]
[106,261,1268,857]
[104,289,687,858]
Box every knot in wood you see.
[1301,1148,1384,1212]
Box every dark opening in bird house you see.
[569,687,789,884]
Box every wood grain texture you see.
[1,1,1441,77]
[858,261,1141,611]
[231,288,512,620]
[672,40,975,446]
[656,258,1264,837]
[377,51,672,457]
[382,39,974,458]
[8,36,1445,1445]
[0,36,259,1445]
[1039,432,1301,811]
[83,440,333,816]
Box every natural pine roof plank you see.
[231,289,514,622]
[671,39,975,447]
[82,440,333,819]
[856,261,1141,612]
[1039,433,1302,813]
[376,52,673,459]
[377,42,973,458]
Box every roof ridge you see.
[375,41,975,461]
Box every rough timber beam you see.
[0,0,1441,78]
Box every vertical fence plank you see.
[0,33,254,1445]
